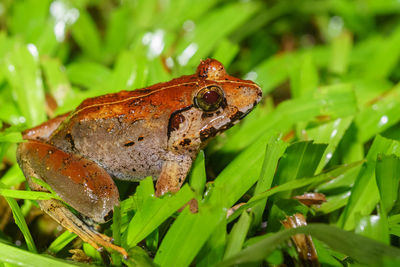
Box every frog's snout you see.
[236,82,263,114]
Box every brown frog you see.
[16,59,262,257]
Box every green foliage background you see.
[1,0,400,266]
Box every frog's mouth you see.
[199,95,261,142]
[199,107,253,142]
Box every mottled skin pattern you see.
[16,59,262,257]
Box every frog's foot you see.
[39,198,128,258]
[155,155,193,196]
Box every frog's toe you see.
[39,198,128,258]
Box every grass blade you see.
[217,224,400,267]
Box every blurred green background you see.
[1,0,400,266]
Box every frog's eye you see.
[194,85,224,112]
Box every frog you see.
[16,59,262,257]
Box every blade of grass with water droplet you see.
[252,136,287,228]
[339,135,400,230]
[355,83,400,143]
[175,2,258,67]
[70,10,102,61]
[4,44,46,127]
[307,117,353,173]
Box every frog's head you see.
[167,59,262,152]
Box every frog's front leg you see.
[155,153,193,196]
[17,140,128,258]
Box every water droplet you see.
[27,44,39,60]
[178,43,198,66]
[183,20,195,32]
[166,57,174,69]
[378,115,388,127]
[330,129,338,138]
[50,0,80,42]
[244,71,258,81]
[8,64,15,72]
[328,16,343,38]
[142,29,165,59]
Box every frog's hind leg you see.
[17,140,128,258]
[22,112,71,141]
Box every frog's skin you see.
[16,59,262,257]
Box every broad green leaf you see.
[289,53,319,98]
[122,246,157,267]
[0,242,84,267]
[212,39,240,68]
[47,231,77,254]
[217,224,400,267]
[124,185,195,247]
[224,211,251,259]
[340,135,400,230]
[316,191,350,214]
[70,10,102,61]
[355,214,390,245]
[104,6,134,56]
[329,31,352,75]
[83,243,102,263]
[376,154,400,214]
[0,132,22,143]
[252,136,287,228]
[355,83,400,142]
[105,50,149,93]
[158,0,219,30]
[154,204,224,267]
[0,189,59,201]
[196,219,227,267]
[188,150,206,196]
[307,117,353,173]
[0,164,25,187]
[66,61,111,92]
[251,46,330,94]
[273,141,327,197]
[363,25,400,79]
[7,0,52,44]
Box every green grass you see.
[1,0,400,266]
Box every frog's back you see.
[46,77,200,181]
[75,74,199,112]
